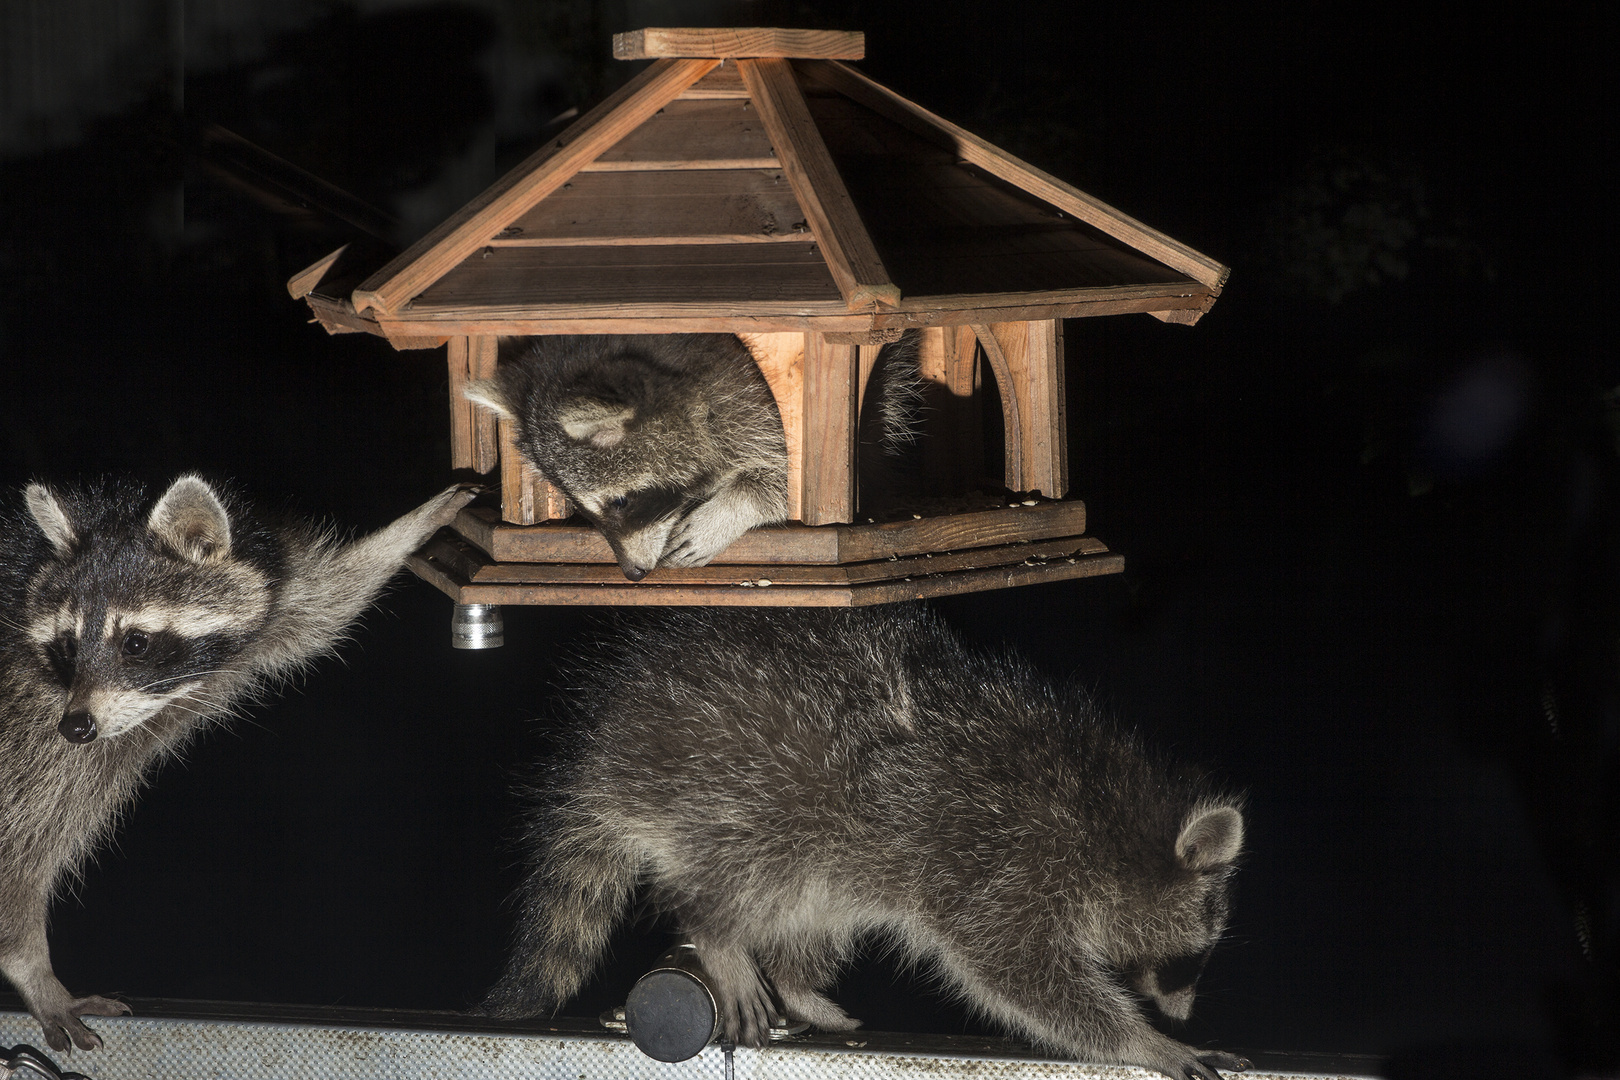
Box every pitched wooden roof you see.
[291,28,1227,343]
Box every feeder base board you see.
[409,531,1121,607]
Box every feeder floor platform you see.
[408,499,1123,606]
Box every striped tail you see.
[481,825,639,1018]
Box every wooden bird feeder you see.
[288,27,1228,607]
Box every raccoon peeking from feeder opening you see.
[463,333,923,580]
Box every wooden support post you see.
[800,332,858,525]
[971,321,1068,498]
[738,332,805,523]
[448,336,501,473]
[737,57,900,312]
[970,323,1024,492]
[498,418,569,525]
[917,326,984,495]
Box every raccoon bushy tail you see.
[481,821,640,1018]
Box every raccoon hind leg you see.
[757,936,860,1033]
[481,830,639,1019]
[687,934,777,1048]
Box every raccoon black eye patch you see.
[598,484,698,531]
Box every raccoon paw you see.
[696,943,777,1048]
[662,487,777,568]
[38,994,132,1052]
[428,483,483,528]
[1132,1033,1248,1080]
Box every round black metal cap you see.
[624,969,717,1062]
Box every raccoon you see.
[0,474,475,1053]
[463,333,922,581]
[484,605,1247,1080]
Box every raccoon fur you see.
[463,333,922,580]
[484,605,1247,1080]
[0,474,475,1053]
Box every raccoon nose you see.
[58,710,98,743]
[621,563,649,582]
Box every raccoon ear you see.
[1175,805,1244,872]
[148,475,233,564]
[463,379,519,423]
[558,398,635,449]
[25,484,78,557]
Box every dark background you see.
[2,2,1615,1076]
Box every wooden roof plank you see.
[287,245,348,299]
[351,56,718,315]
[800,59,1229,291]
[582,98,778,171]
[411,243,843,310]
[738,57,900,312]
[363,281,1210,336]
[614,28,865,60]
[499,168,807,246]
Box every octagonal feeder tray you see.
[288,27,1227,608]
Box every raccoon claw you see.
[1202,1052,1249,1072]
[430,484,483,527]
[40,995,131,1052]
[1181,1051,1248,1080]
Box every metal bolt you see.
[450,604,504,650]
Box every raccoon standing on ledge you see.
[464,333,921,581]
[0,475,475,1053]
[484,606,1248,1080]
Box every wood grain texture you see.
[969,322,1024,491]
[412,243,842,310]
[351,57,717,315]
[499,168,807,246]
[738,331,805,522]
[800,59,1229,292]
[497,418,568,524]
[376,280,1206,333]
[680,64,749,98]
[917,325,985,494]
[451,498,1089,566]
[739,57,899,311]
[976,321,1067,497]
[1150,306,1205,325]
[468,538,1104,585]
[578,99,777,172]
[452,336,500,473]
[287,245,347,299]
[468,335,500,473]
[408,535,1121,608]
[614,28,864,60]
[800,332,858,525]
[447,338,475,470]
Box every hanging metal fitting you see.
[450,604,504,649]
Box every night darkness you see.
[1,2,1616,1077]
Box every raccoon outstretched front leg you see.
[933,941,1245,1080]
[255,484,477,672]
[661,470,787,568]
[0,886,130,1052]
